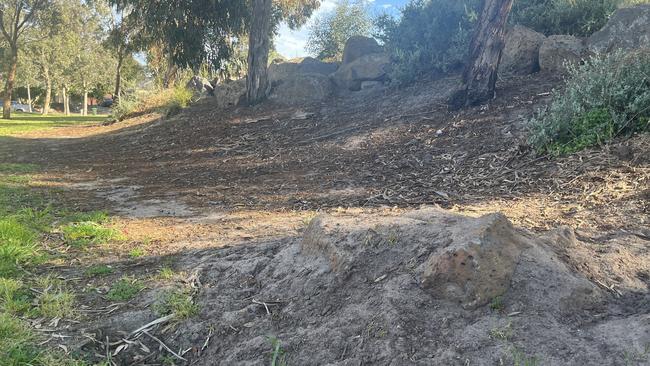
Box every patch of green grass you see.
[0,313,39,364]
[32,276,75,319]
[490,296,504,311]
[154,289,199,320]
[0,218,39,277]
[63,210,109,225]
[0,113,107,136]
[84,265,113,277]
[61,221,122,246]
[156,267,177,281]
[0,278,32,315]
[0,163,39,175]
[129,247,146,258]
[512,347,539,366]
[37,288,75,319]
[106,277,144,301]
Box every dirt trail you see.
[0,72,648,365]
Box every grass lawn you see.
[0,112,108,136]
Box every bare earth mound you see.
[65,209,647,365]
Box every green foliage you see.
[0,278,31,315]
[110,86,195,121]
[529,50,650,155]
[510,0,650,37]
[306,0,373,61]
[37,286,75,319]
[375,0,479,86]
[107,277,144,301]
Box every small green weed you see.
[268,337,286,366]
[154,289,199,320]
[157,267,177,281]
[489,322,513,341]
[106,277,144,301]
[490,296,504,311]
[129,247,146,258]
[0,313,39,364]
[85,265,114,277]
[0,218,38,277]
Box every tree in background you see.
[307,0,372,61]
[0,0,49,119]
[449,0,513,109]
[105,4,139,104]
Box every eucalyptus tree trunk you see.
[448,0,514,110]
[27,84,33,113]
[114,50,124,104]
[62,86,70,116]
[83,91,88,116]
[2,46,18,119]
[246,0,272,105]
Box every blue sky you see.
[274,0,407,58]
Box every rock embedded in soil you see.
[302,208,601,310]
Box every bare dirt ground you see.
[0,72,648,365]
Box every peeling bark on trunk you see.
[246,0,272,105]
[448,0,514,110]
[2,47,18,119]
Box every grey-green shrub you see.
[528,50,650,155]
[510,0,650,37]
[375,0,479,86]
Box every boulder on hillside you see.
[302,208,602,310]
[331,53,390,91]
[341,36,383,64]
[186,76,214,95]
[500,25,546,75]
[268,57,338,87]
[588,4,650,53]
[213,79,246,109]
[268,73,334,106]
[539,35,585,73]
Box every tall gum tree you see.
[0,0,48,119]
[448,0,513,110]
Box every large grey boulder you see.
[213,79,246,109]
[539,35,585,73]
[268,73,334,106]
[268,57,338,87]
[500,25,546,75]
[341,36,383,64]
[331,53,390,91]
[588,4,650,53]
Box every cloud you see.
[381,3,392,8]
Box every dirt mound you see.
[69,208,648,365]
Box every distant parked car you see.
[10,101,30,112]
[100,98,113,107]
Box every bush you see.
[528,50,650,155]
[511,0,650,37]
[110,86,195,121]
[375,0,479,86]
